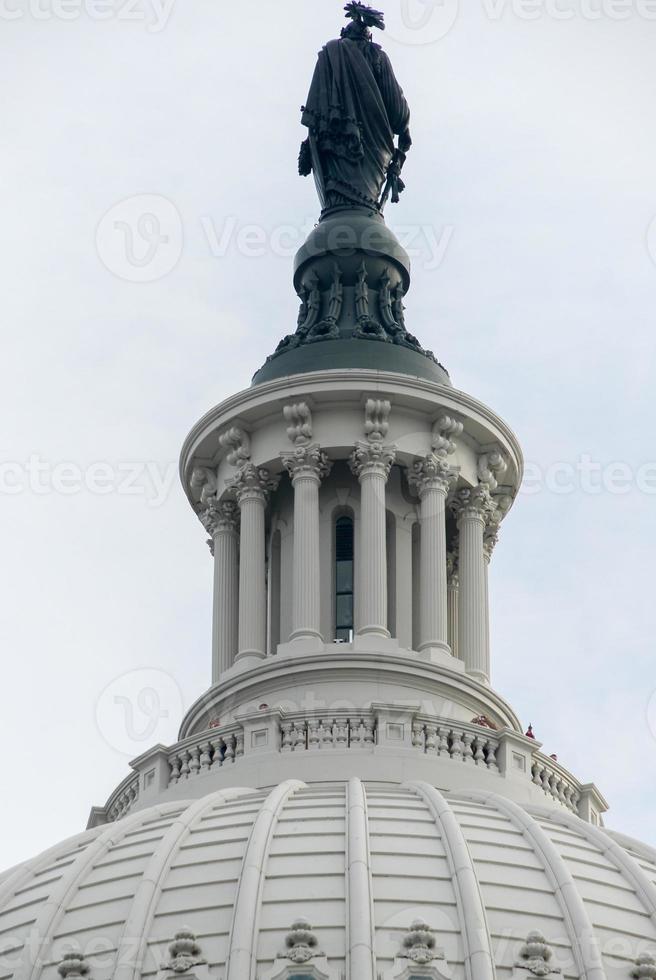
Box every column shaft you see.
[237,491,267,661]
[458,503,488,683]
[350,441,395,639]
[212,525,239,682]
[291,472,322,640]
[447,575,459,660]
[418,485,449,652]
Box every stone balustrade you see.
[531,753,581,814]
[94,709,603,828]
[169,726,244,784]
[105,773,140,822]
[281,715,377,752]
[411,719,500,771]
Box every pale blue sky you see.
[1,0,655,870]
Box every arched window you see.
[335,515,354,642]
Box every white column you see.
[447,551,460,660]
[282,445,331,643]
[230,464,279,664]
[407,456,453,655]
[203,502,239,683]
[350,441,395,638]
[454,487,492,684]
[483,513,501,684]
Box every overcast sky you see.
[1,0,655,871]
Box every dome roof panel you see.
[2,783,656,980]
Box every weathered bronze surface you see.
[299,2,412,216]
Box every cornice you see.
[177,650,523,740]
[179,369,524,506]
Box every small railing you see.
[281,715,376,751]
[97,707,601,826]
[168,726,244,784]
[411,719,500,772]
[531,753,581,813]
[106,772,140,822]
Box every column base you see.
[357,626,391,640]
[234,649,267,669]
[467,669,491,686]
[278,634,325,656]
[416,644,465,670]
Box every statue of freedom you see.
[299,3,412,216]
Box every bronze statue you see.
[299,2,412,215]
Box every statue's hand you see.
[399,128,412,154]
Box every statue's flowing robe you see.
[301,37,411,211]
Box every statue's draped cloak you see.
[301,37,410,211]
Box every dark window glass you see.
[335,515,354,641]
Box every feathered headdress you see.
[343,2,386,31]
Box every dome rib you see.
[113,788,254,980]
[464,792,607,980]
[224,779,306,980]
[347,778,376,980]
[20,805,149,979]
[542,810,656,933]
[406,782,496,980]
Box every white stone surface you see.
[3,782,656,980]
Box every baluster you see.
[411,722,425,751]
[548,773,558,801]
[425,724,438,755]
[473,735,486,766]
[556,779,567,805]
[463,732,475,764]
[224,734,236,764]
[485,739,499,772]
[293,723,307,752]
[199,742,212,771]
[363,718,375,746]
[169,755,181,784]
[281,722,293,753]
[570,789,581,814]
[308,720,320,750]
[450,729,464,763]
[437,727,451,758]
[180,750,191,780]
[532,763,543,787]
[210,737,224,768]
[330,720,338,748]
[235,731,244,758]
[189,745,201,778]
[335,721,348,749]
[540,769,550,795]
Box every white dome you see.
[2,779,656,980]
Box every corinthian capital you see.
[349,440,396,481]
[281,444,332,484]
[227,463,280,505]
[451,485,495,525]
[483,493,513,561]
[200,499,240,538]
[406,453,456,498]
